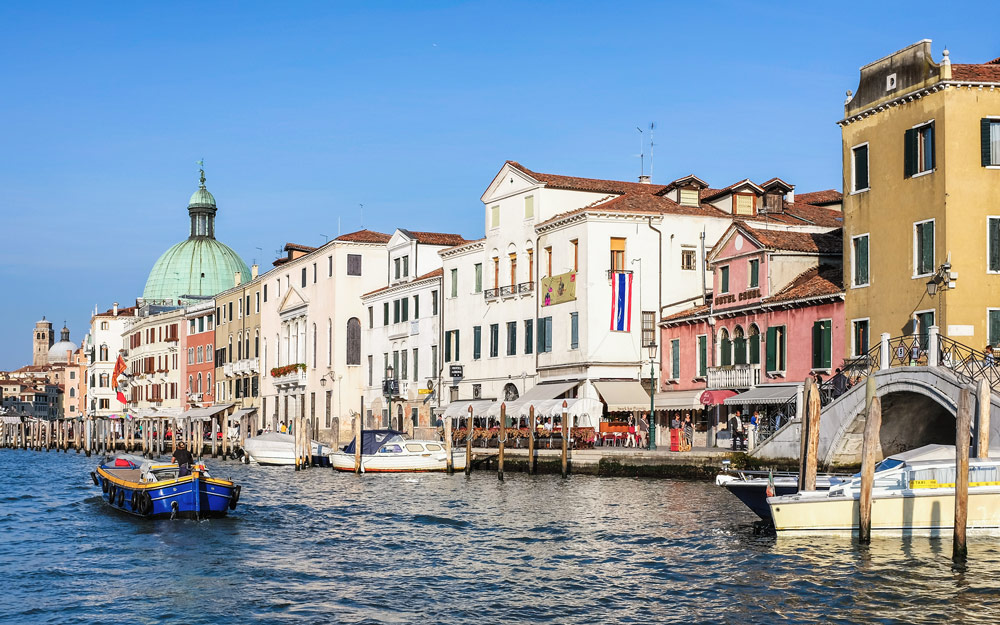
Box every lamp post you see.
[647,341,657,451]
[384,364,395,430]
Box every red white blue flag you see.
[610,271,632,332]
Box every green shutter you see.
[990,219,1000,272]
[455,329,460,361]
[904,127,916,177]
[812,321,822,369]
[383,303,389,325]
[570,313,578,349]
[766,327,777,372]
[413,295,419,318]
[698,335,707,377]
[734,336,746,365]
[525,319,533,354]
[855,145,869,190]
[920,222,934,274]
[401,298,408,322]
[537,318,544,353]
[749,260,759,288]
[749,332,760,365]
[990,311,1000,346]
[545,317,552,352]
[984,118,994,167]
[473,326,481,360]
[856,236,869,285]
[926,123,935,171]
[671,338,680,379]
[720,336,732,366]
[721,266,729,292]
[445,332,452,362]
[822,320,832,369]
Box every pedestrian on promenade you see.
[682,414,693,451]
[638,412,649,448]
[728,412,743,451]
[985,345,995,367]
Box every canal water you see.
[2,449,1000,624]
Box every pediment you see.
[278,286,308,315]
[481,162,543,203]
[708,223,763,263]
[388,230,414,249]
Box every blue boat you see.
[92,454,240,519]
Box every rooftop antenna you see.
[636,126,644,179]
[254,246,263,266]
[649,122,655,182]
[320,234,329,245]
[360,203,365,228]
[338,216,341,237]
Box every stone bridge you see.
[751,331,1000,467]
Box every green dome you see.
[142,237,250,303]
[188,187,216,208]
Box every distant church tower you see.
[33,317,53,366]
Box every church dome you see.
[48,325,78,363]
[141,168,250,304]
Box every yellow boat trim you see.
[96,467,233,490]
[909,479,1000,489]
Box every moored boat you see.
[92,454,240,519]
[768,444,1000,536]
[716,471,847,520]
[241,432,332,466]
[330,429,467,472]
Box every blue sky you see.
[0,1,996,369]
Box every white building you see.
[259,230,389,441]
[439,161,732,427]
[85,303,137,416]
[124,305,185,412]
[361,228,467,430]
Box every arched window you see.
[69,387,76,398]
[748,324,761,365]
[237,332,243,360]
[207,373,212,393]
[228,336,233,363]
[719,328,732,366]
[346,317,361,365]
[197,372,203,393]
[733,325,747,365]
[254,331,259,358]
[188,375,194,392]
[100,344,108,361]
[245,333,250,360]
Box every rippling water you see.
[3,449,1000,624]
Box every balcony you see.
[485,282,534,301]
[272,366,307,389]
[223,363,235,377]
[484,288,499,301]
[517,281,534,294]
[707,364,761,390]
[388,322,410,340]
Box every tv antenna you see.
[359,203,364,228]
[636,126,644,179]
[649,122,656,181]
[254,247,262,266]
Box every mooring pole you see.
[527,405,536,475]
[859,376,881,544]
[465,406,473,477]
[498,403,505,482]
[561,402,569,479]
[955,386,972,560]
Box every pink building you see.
[182,302,217,408]
[659,221,845,447]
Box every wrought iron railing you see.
[517,281,534,294]
[938,336,1000,390]
[484,288,499,300]
[499,285,515,297]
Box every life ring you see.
[228,485,241,510]
[107,484,116,501]
[101,478,109,493]
[90,472,99,486]
[117,489,126,507]
[139,491,153,515]
[130,491,139,511]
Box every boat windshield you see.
[850,457,904,479]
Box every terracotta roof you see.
[749,202,843,228]
[284,243,317,253]
[661,303,711,323]
[362,267,443,298]
[768,265,843,303]
[439,237,486,254]
[702,179,764,202]
[506,161,667,195]
[397,229,468,246]
[95,305,139,318]
[795,190,842,206]
[272,257,289,266]
[952,64,1000,82]
[335,229,392,243]
[744,226,842,254]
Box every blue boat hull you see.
[94,467,240,520]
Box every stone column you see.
[928,325,940,367]
[880,332,891,370]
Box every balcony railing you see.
[484,288,499,301]
[223,363,234,377]
[707,364,761,390]
[273,369,307,387]
[485,283,534,300]
[517,281,534,294]
[500,285,516,298]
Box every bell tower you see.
[33,317,53,366]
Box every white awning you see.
[231,407,258,420]
[723,385,799,406]
[654,390,704,411]
[525,397,603,428]
[483,381,580,418]
[593,380,651,412]
[181,404,233,421]
[441,399,494,420]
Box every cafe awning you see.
[699,390,737,406]
[723,385,799,406]
[231,407,258,421]
[181,404,233,421]
[653,390,704,411]
[593,380,651,412]
[484,381,580,418]
[442,399,494,420]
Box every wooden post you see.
[465,406,473,477]
[955,386,973,560]
[858,382,882,544]
[528,405,536,475]
[354,415,362,474]
[444,416,453,474]
[801,378,821,491]
[211,416,218,458]
[498,403,506,482]
[978,378,991,459]
[561,402,569,479]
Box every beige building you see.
[840,41,1000,355]
[214,266,264,412]
[124,306,184,411]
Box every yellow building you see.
[840,40,1000,357]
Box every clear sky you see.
[0,1,996,370]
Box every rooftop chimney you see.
[638,175,652,184]
[251,264,259,279]
[234,271,242,287]
[113,302,119,317]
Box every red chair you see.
[669,428,680,452]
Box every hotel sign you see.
[541,271,577,307]
[714,287,761,306]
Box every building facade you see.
[85,303,136,416]
[214,267,264,412]
[840,41,1000,354]
[182,299,218,408]
[125,306,184,412]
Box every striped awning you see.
[723,385,799,406]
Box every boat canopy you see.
[343,430,404,455]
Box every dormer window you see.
[679,188,699,206]
[764,192,783,213]
[733,193,756,216]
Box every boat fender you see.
[117,489,126,507]
[139,491,152,515]
[91,472,99,486]
[170,500,179,520]
[130,491,139,511]
[228,485,241,510]
[107,484,116,501]
[101,478,110,494]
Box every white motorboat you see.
[768,444,1000,536]
[715,471,847,520]
[330,429,467,473]
[242,432,332,466]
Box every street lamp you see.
[647,341,657,451]
[384,364,395,430]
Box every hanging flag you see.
[765,469,775,498]
[610,271,633,332]
[112,354,128,405]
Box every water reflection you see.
[3,449,1000,624]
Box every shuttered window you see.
[720,330,731,366]
[508,321,518,355]
[720,266,730,293]
[852,144,869,191]
[346,318,361,365]
[853,319,869,357]
[989,218,1000,272]
[811,320,832,369]
[679,188,699,206]
[748,260,759,288]
[525,320,533,355]
[570,313,578,350]
[905,122,935,177]
[413,295,419,318]
[490,205,500,228]
[474,264,482,293]
[473,326,482,360]
[982,119,1000,167]
[749,327,760,365]
[383,302,389,326]
[671,338,680,379]
[697,335,707,377]
[347,254,362,276]
[734,194,755,215]
[490,324,499,358]
[537,317,552,353]
[989,310,1000,347]
[401,298,409,322]
[853,234,869,286]
[450,269,458,298]
[915,220,934,275]
[766,326,786,373]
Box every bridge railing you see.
[938,336,1000,391]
